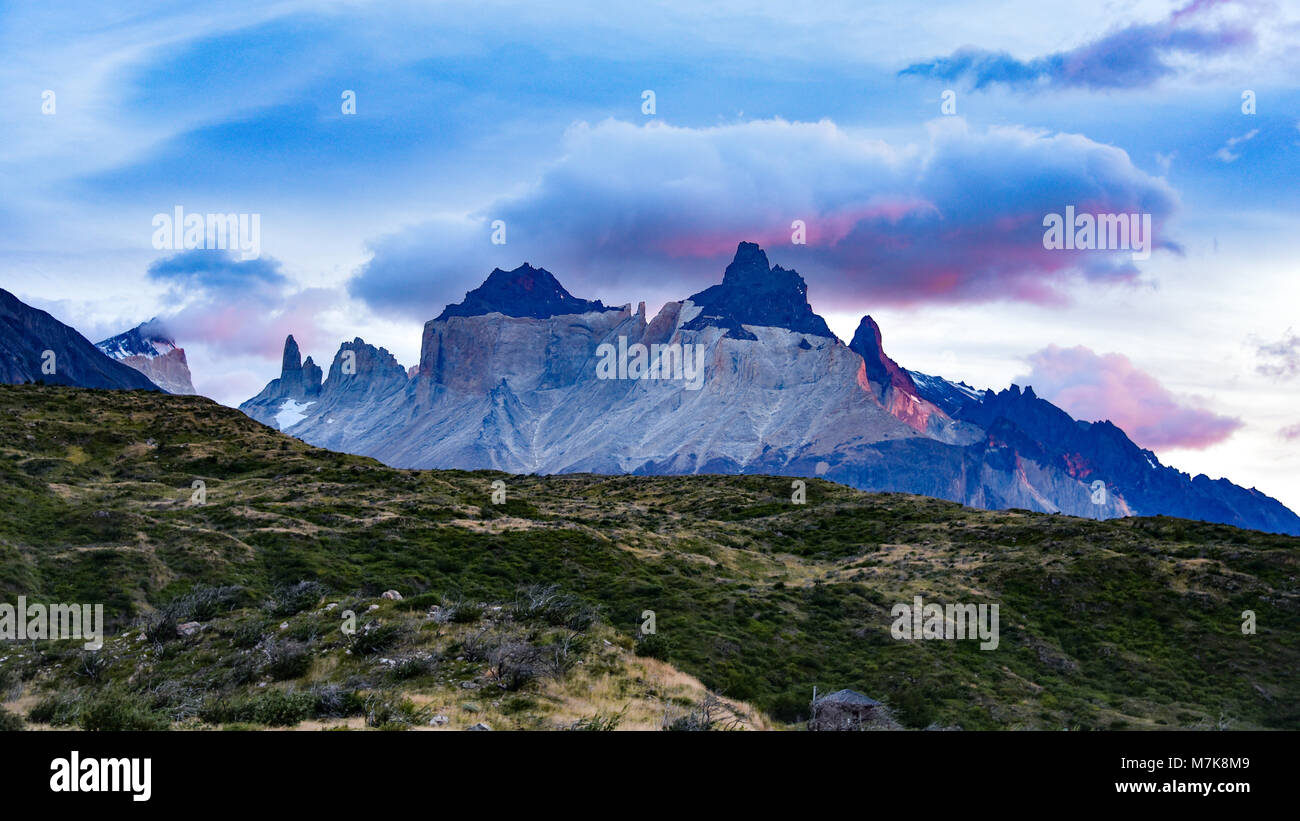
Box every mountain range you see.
[238,242,1300,536]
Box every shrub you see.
[310,684,366,719]
[362,691,423,729]
[438,594,484,624]
[488,639,544,691]
[569,707,626,731]
[172,585,246,621]
[388,653,438,681]
[662,693,740,732]
[0,707,24,731]
[202,689,318,727]
[512,585,600,631]
[228,621,266,650]
[0,667,22,700]
[261,639,312,681]
[251,689,316,726]
[634,631,671,660]
[28,692,81,726]
[198,695,253,726]
[139,610,178,645]
[221,656,260,687]
[266,581,327,618]
[79,690,169,732]
[74,651,110,682]
[350,621,404,656]
[543,631,586,677]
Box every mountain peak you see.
[282,335,302,373]
[94,317,194,394]
[95,318,178,359]
[436,263,615,321]
[271,334,320,398]
[849,314,924,409]
[724,241,771,280]
[683,242,834,339]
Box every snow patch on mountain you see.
[275,399,315,430]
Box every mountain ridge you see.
[238,243,1300,535]
[0,288,161,392]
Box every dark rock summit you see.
[436,263,615,321]
[682,242,834,339]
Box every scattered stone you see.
[280,622,289,630]
[325,603,338,611]
[461,681,478,689]
[430,715,449,726]
[176,621,202,637]
[381,590,402,600]
[466,722,492,731]
[367,604,380,612]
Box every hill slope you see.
[1,289,161,391]
[1,385,1297,730]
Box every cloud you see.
[147,249,336,358]
[348,216,501,324]
[349,116,1179,320]
[1017,344,1242,451]
[1280,422,1300,441]
[1254,330,1300,379]
[1214,128,1259,162]
[900,0,1256,91]
[148,250,287,294]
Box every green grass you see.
[0,384,1297,730]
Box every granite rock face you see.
[239,243,1300,535]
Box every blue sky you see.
[2,0,1299,508]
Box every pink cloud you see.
[1018,344,1242,451]
[150,250,338,360]
[352,118,1180,320]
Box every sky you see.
[2,0,1298,508]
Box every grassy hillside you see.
[1,385,1296,730]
